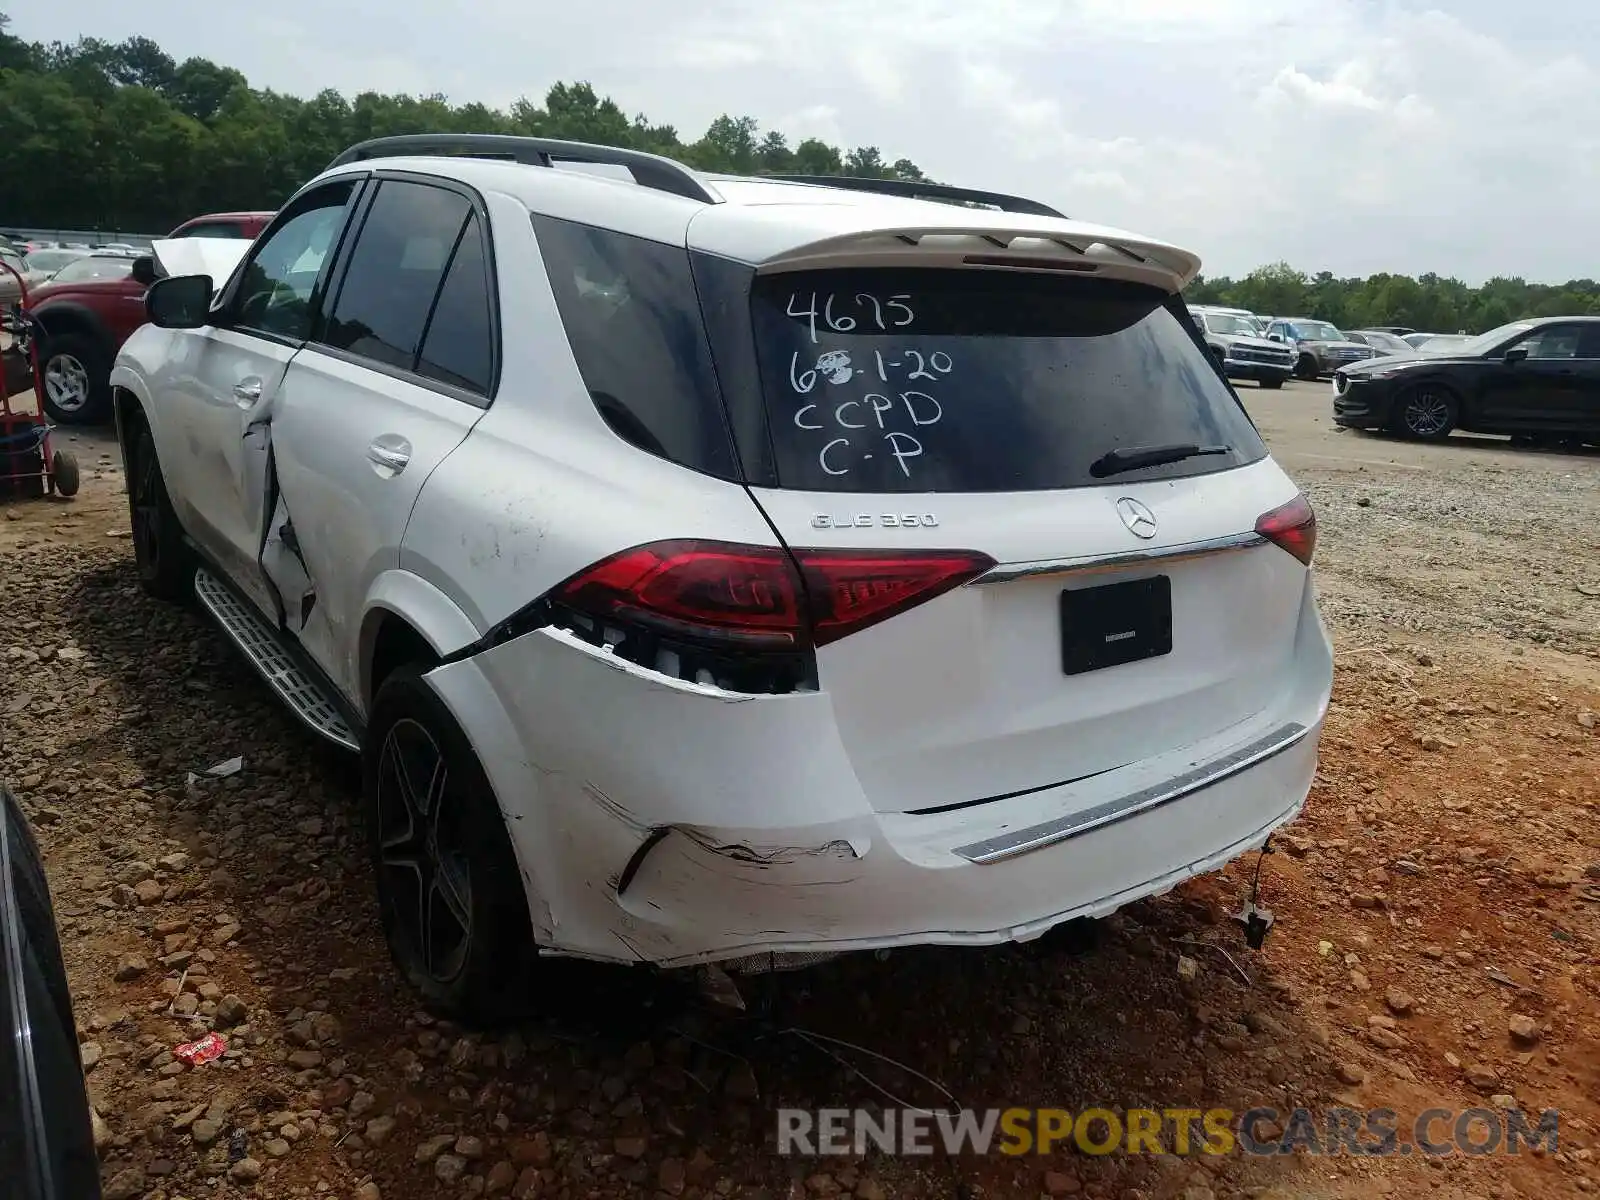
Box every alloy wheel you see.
[1402,389,1453,437]
[376,718,473,983]
[43,353,89,413]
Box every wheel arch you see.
[360,572,485,711]
[31,302,112,348]
[109,378,158,474]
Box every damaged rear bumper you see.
[426,624,1328,969]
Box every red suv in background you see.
[28,211,273,424]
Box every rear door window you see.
[749,269,1265,493]
[322,181,471,373]
[415,213,495,397]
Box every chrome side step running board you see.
[193,568,360,752]
[953,720,1311,864]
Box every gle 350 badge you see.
[811,513,940,529]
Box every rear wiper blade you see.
[1089,443,1232,479]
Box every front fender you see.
[108,355,155,474]
[108,324,188,442]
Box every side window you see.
[415,214,495,396]
[531,215,739,480]
[1519,325,1581,360]
[321,181,470,372]
[233,183,357,340]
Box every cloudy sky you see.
[15,2,1598,282]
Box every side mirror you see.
[1503,346,1528,365]
[130,255,157,286]
[146,275,213,329]
[1267,332,1284,342]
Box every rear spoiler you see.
[748,220,1201,293]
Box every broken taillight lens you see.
[552,540,994,650]
[1255,494,1317,566]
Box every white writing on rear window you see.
[786,291,915,345]
[781,296,958,480]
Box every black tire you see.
[1294,353,1319,381]
[1391,384,1458,441]
[38,333,112,425]
[363,665,536,1026]
[125,419,195,601]
[49,449,79,498]
[1259,377,1285,390]
[2,787,75,1040]
[1,786,102,1199]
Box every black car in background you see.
[1,785,101,1200]
[1333,316,1600,443]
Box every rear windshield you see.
[749,269,1265,493]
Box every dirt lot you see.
[1,384,1598,1200]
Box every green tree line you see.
[1188,262,1600,335]
[0,14,927,233]
[4,17,1596,333]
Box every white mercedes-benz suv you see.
[110,135,1333,1023]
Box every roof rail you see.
[326,134,717,204]
[764,174,1066,219]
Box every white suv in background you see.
[110,136,1333,1022]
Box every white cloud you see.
[1265,65,1388,113]
[776,105,846,148]
[665,38,767,71]
[10,0,1600,282]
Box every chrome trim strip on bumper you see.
[973,531,1268,586]
[951,720,1311,864]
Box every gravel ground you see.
[1,436,1597,1200]
[1301,456,1599,657]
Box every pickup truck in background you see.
[1189,305,1296,388]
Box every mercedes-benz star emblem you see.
[1116,497,1158,540]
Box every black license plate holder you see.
[1060,576,1173,675]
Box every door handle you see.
[366,440,412,474]
[232,379,262,406]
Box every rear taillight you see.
[553,540,803,649]
[551,540,994,651]
[1256,494,1317,566]
[797,549,996,647]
